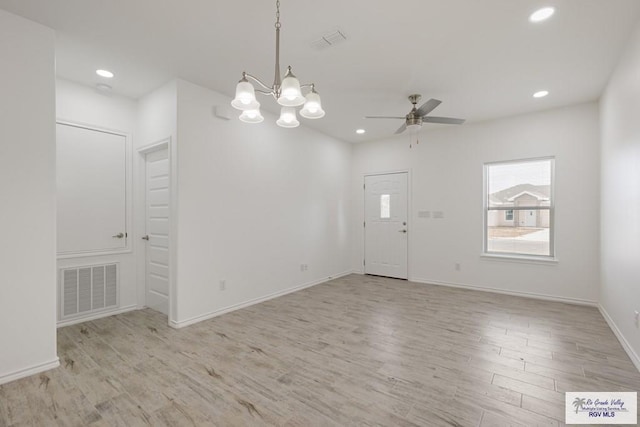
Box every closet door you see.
[57,123,127,255]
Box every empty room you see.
[1,0,640,425]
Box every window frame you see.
[483,157,556,261]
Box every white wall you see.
[136,81,178,150]
[55,79,140,323]
[172,79,352,327]
[352,103,601,304]
[0,10,58,384]
[599,21,640,368]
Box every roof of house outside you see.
[489,184,551,205]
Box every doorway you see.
[364,172,408,279]
[143,147,170,315]
[524,210,537,227]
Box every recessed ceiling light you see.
[356,129,366,134]
[533,90,549,98]
[96,69,114,78]
[529,7,555,23]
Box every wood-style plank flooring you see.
[1,274,639,426]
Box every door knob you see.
[112,233,124,239]
[141,235,149,241]
[398,229,407,233]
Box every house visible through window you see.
[484,158,554,258]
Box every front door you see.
[524,210,537,227]
[144,148,170,315]
[364,172,408,279]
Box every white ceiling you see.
[2,0,639,142]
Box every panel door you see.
[56,123,127,254]
[144,148,170,315]
[364,172,408,279]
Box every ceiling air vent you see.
[310,28,348,50]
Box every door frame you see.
[137,138,176,325]
[362,169,411,279]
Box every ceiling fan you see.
[366,94,465,134]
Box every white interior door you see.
[144,148,170,315]
[56,123,127,254]
[364,172,408,279]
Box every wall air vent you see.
[60,263,118,319]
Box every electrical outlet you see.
[300,264,305,272]
[219,280,226,291]
[635,311,639,328]
[455,263,461,271]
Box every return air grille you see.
[61,263,118,318]
[310,28,348,50]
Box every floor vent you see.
[60,263,118,318]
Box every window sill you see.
[480,253,558,265]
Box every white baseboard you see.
[598,304,640,372]
[170,270,354,329]
[57,304,138,328]
[409,277,598,307]
[0,358,60,386]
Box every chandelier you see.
[230,0,325,127]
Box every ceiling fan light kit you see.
[231,0,324,128]
[406,123,421,133]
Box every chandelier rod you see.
[273,0,282,91]
[231,0,325,125]
[245,70,315,97]
[243,72,273,94]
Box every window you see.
[484,158,554,258]
[380,194,391,218]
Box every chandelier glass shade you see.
[277,68,306,107]
[231,0,324,128]
[276,107,300,128]
[239,108,264,123]
[231,78,260,111]
[300,87,325,119]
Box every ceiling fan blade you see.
[416,98,442,116]
[422,116,466,125]
[394,123,407,134]
[365,116,406,119]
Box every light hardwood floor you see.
[1,274,639,426]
